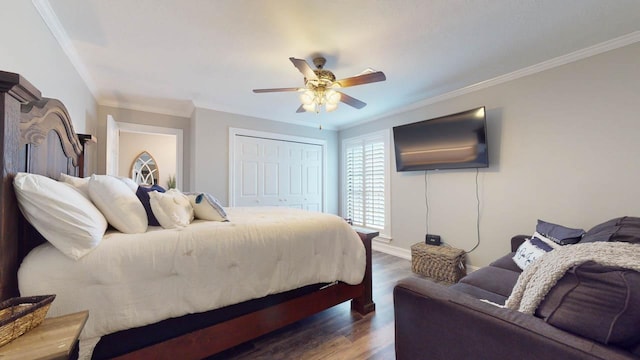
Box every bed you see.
[0,70,375,359]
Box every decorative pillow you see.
[513,237,554,270]
[59,173,90,199]
[13,172,107,259]
[135,185,166,226]
[581,217,640,244]
[536,262,640,349]
[149,189,194,229]
[530,231,561,249]
[185,192,228,222]
[88,175,148,233]
[536,220,585,245]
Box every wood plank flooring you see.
[208,251,413,360]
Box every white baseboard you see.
[466,264,480,273]
[372,241,411,260]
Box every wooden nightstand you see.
[0,311,88,360]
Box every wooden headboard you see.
[0,70,89,300]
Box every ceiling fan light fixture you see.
[325,102,338,112]
[302,103,317,112]
[326,89,341,105]
[300,87,341,113]
[253,56,385,115]
[300,90,316,105]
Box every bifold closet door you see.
[233,135,323,211]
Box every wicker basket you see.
[0,295,55,347]
[411,243,466,283]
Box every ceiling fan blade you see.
[289,57,318,81]
[253,87,301,93]
[335,71,386,88]
[296,104,306,113]
[338,92,366,109]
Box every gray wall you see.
[340,42,640,267]
[97,105,191,188]
[192,108,340,214]
[0,1,98,173]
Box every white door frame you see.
[108,121,184,189]
[228,127,327,212]
[105,115,119,176]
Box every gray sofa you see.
[394,218,640,360]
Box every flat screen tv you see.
[393,106,488,171]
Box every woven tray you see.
[0,295,55,347]
[411,243,466,283]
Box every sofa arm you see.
[511,235,528,252]
[394,277,636,360]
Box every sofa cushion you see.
[580,216,640,244]
[489,253,522,273]
[459,266,520,298]
[449,282,508,305]
[536,261,640,349]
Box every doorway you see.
[106,116,184,189]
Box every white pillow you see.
[88,174,148,233]
[59,173,90,199]
[149,189,194,229]
[186,193,228,222]
[512,236,555,270]
[13,172,107,259]
[116,176,139,192]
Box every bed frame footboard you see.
[114,229,376,360]
[351,228,377,315]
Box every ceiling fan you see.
[253,56,386,113]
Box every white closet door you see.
[233,134,323,211]
[300,144,322,212]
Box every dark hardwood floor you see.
[208,251,413,360]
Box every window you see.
[342,129,390,239]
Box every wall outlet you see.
[425,234,441,246]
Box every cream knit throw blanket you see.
[505,242,640,314]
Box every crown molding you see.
[32,0,99,96]
[192,99,338,130]
[341,31,640,130]
[99,99,195,118]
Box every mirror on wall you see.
[131,151,159,185]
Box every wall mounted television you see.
[393,106,488,171]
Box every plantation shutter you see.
[345,135,386,231]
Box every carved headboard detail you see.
[19,97,84,179]
[0,70,87,300]
[21,98,84,167]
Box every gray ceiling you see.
[42,0,640,129]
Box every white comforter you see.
[18,207,365,358]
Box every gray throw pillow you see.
[536,220,585,245]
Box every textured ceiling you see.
[41,0,640,129]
